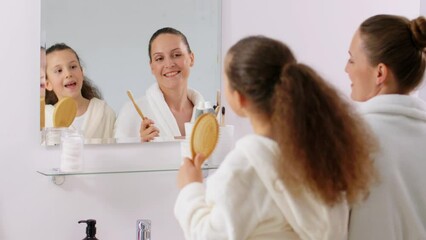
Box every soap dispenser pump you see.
[78,219,99,240]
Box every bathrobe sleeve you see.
[174,150,265,240]
[175,134,349,240]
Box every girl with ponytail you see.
[346,14,426,240]
[175,36,376,240]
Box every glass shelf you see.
[37,165,219,177]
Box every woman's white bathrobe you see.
[45,97,116,141]
[114,83,204,142]
[349,95,426,240]
[175,134,349,240]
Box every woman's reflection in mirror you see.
[114,27,204,142]
[44,43,116,140]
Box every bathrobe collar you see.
[357,94,426,121]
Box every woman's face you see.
[46,49,84,101]
[345,30,379,102]
[40,49,46,97]
[149,34,194,91]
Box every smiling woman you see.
[41,0,222,144]
[114,28,204,142]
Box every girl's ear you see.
[237,90,248,108]
[231,89,248,117]
[45,79,53,91]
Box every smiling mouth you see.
[64,82,77,88]
[163,71,180,77]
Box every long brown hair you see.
[226,36,376,206]
[359,14,426,93]
[45,43,102,105]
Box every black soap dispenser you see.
[78,219,99,240]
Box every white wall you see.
[222,0,421,140]
[0,0,419,239]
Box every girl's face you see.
[46,49,84,100]
[345,30,379,102]
[149,34,194,91]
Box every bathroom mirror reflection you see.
[41,0,222,145]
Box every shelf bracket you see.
[51,175,65,185]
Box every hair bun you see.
[409,16,426,50]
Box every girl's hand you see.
[139,117,159,142]
[177,153,206,189]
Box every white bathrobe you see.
[45,97,116,141]
[175,134,349,240]
[349,94,426,240]
[114,83,204,142]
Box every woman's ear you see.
[375,63,388,86]
[189,52,195,67]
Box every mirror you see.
[41,0,222,144]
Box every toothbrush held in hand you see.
[127,90,145,119]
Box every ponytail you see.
[272,63,376,206]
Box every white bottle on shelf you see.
[60,129,84,172]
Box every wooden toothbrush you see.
[127,90,145,119]
[215,90,221,116]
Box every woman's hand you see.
[177,153,205,189]
[139,117,159,142]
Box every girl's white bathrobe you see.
[45,97,116,141]
[349,94,426,240]
[175,134,349,240]
[114,83,204,142]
